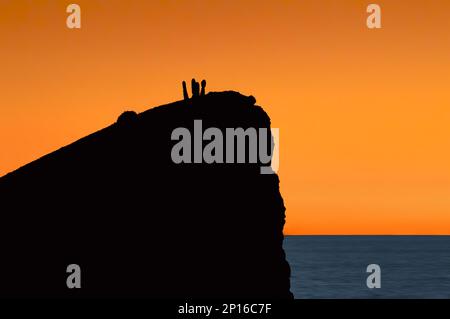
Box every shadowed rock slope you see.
[0,91,292,298]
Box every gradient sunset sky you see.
[1,0,449,234]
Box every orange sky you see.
[1,0,449,234]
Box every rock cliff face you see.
[0,91,292,298]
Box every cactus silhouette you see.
[201,80,206,96]
[192,78,199,97]
[182,78,207,100]
[182,81,189,100]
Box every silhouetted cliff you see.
[0,91,292,298]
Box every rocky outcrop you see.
[0,91,292,298]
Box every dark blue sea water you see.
[283,236,450,299]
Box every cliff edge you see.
[0,90,292,298]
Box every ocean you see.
[283,236,450,299]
